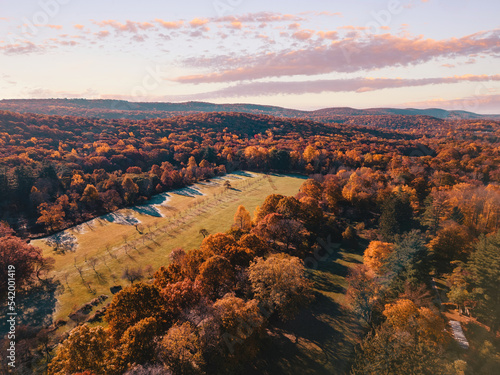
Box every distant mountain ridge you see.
[0,98,498,121]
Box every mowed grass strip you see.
[32,172,306,322]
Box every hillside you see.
[1,99,499,122]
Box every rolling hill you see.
[0,98,498,122]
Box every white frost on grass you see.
[102,211,141,225]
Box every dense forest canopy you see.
[0,109,498,236]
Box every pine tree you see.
[469,230,500,332]
[379,193,414,241]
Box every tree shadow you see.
[244,297,361,375]
[0,280,60,336]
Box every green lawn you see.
[31,172,306,324]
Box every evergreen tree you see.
[379,193,414,241]
[383,230,430,293]
[469,230,500,332]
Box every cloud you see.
[173,29,500,83]
[0,41,42,55]
[229,21,242,30]
[74,24,85,30]
[190,18,209,27]
[34,24,63,30]
[167,74,500,99]
[403,94,500,114]
[300,11,344,17]
[94,20,155,33]
[95,30,110,38]
[23,87,99,99]
[317,31,338,40]
[292,30,314,40]
[213,11,305,23]
[155,19,184,29]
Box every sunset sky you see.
[1,0,499,112]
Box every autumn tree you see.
[195,255,236,299]
[233,205,252,231]
[345,265,382,328]
[122,176,139,205]
[119,317,159,368]
[253,194,284,222]
[154,263,185,288]
[200,233,237,257]
[253,213,308,254]
[100,189,123,212]
[322,174,343,212]
[161,279,201,320]
[105,283,165,341]
[37,202,66,232]
[351,319,451,375]
[299,179,322,201]
[363,241,394,275]
[248,253,313,320]
[0,235,43,295]
[383,299,448,344]
[212,294,266,362]
[48,325,117,375]
[158,322,204,375]
[80,184,99,207]
[238,233,271,259]
[428,223,473,272]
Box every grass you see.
[31,172,306,325]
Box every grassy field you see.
[30,172,306,325]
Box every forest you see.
[0,108,500,374]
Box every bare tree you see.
[87,257,100,276]
[122,266,144,284]
[144,264,154,278]
[33,256,56,281]
[105,243,117,259]
[74,257,85,282]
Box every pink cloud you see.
[0,41,42,54]
[190,18,209,27]
[228,21,243,29]
[292,30,314,40]
[36,24,63,30]
[155,19,184,29]
[403,94,500,114]
[213,12,305,24]
[168,74,500,99]
[317,31,338,40]
[95,30,110,38]
[74,24,85,30]
[94,20,155,33]
[174,29,500,83]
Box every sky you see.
[0,0,499,113]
